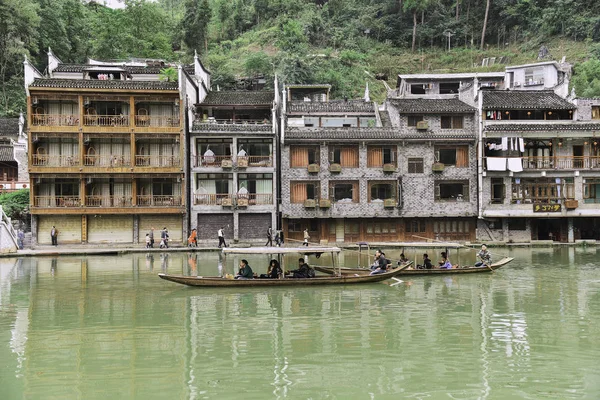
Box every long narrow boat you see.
[158,246,410,287]
[315,257,514,276]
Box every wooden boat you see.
[158,246,410,287]
[315,257,514,276]
[314,261,413,276]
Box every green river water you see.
[1,247,599,399]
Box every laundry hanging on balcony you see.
[507,157,523,172]
[486,157,507,171]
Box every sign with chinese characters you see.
[533,203,561,213]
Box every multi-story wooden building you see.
[189,85,278,243]
[479,61,600,242]
[24,50,209,245]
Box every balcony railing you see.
[240,156,273,167]
[136,195,182,207]
[135,155,181,167]
[32,114,79,126]
[486,156,600,170]
[511,183,575,204]
[32,155,80,167]
[84,155,131,167]
[86,195,133,207]
[195,155,233,167]
[134,115,180,127]
[192,193,272,206]
[192,119,272,132]
[193,193,232,206]
[247,193,273,205]
[83,115,130,127]
[34,196,81,207]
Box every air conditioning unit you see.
[416,121,429,130]
[221,159,233,168]
[319,199,331,208]
[383,163,396,172]
[384,199,396,208]
[237,198,248,207]
[222,198,233,207]
[303,199,316,208]
[307,163,320,173]
[329,163,342,173]
[432,162,445,172]
[237,158,248,168]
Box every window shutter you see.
[462,182,469,200]
[434,183,441,200]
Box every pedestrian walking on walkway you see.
[303,229,310,246]
[149,227,155,248]
[265,227,273,246]
[218,227,227,248]
[51,226,58,246]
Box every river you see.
[1,247,599,399]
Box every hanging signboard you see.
[533,203,561,213]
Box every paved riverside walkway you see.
[1,239,595,258]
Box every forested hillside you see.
[2,0,600,116]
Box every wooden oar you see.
[410,235,497,272]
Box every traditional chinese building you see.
[24,49,209,245]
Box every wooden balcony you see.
[32,114,79,126]
[193,193,232,206]
[511,183,575,204]
[32,155,80,167]
[134,155,181,168]
[33,196,81,208]
[134,115,180,127]
[86,196,133,207]
[84,155,131,167]
[195,155,233,168]
[136,195,182,207]
[83,114,130,127]
[486,156,600,171]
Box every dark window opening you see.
[407,115,424,127]
[507,218,527,231]
[410,84,426,94]
[408,158,424,173]
[439,82,460,94]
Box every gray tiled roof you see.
[0,118,19,137]
[53,64,194,74]
[287,100,374,114]
[485,122,600,132]
[285,127,475,141]
[29,78,178,91]
[0,146,15,162]
[200,91,274,106]
[482,90,576,110]
[390,98,475,114]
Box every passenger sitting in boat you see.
[370,250,389,275]
[417,253,433,269]
[260,259,283,279]
[438,252,453,269]
[288,258,314,278]
[235,259,254,279]
[399,253,409,264]
[475,245,492,267]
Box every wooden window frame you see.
[407,158,424,173]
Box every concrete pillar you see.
[133,215,139,243]
[502,218,509,242]
[568,217,574,243]
[31,215,38,245]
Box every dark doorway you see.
[573,145,584,168]
[533,218,566,241]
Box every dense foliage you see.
[0,189,30,223]
[1,0,600,114]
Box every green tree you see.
[159,66,179,82]
[0,189,30,223]
[571,58,600,97]
[181,0,211,54]
[244,51,271,78]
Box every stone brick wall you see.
[575,98,600,121]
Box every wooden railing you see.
[136,195,182,207]
[486,156,600,170]
[193,193,232,206]
[32,114,79,126]
[134,155,180,167]
[195,155,233,167]
[511,183,575,204]
[34,196,81,207]
[32,155,80,167]
[196,119,270,125]
[86,196,133,207]
[246,156,273,167]
[134,115,180,127]
[83,115,130,127]
[84,155,131,167]
[247,193,273,205]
